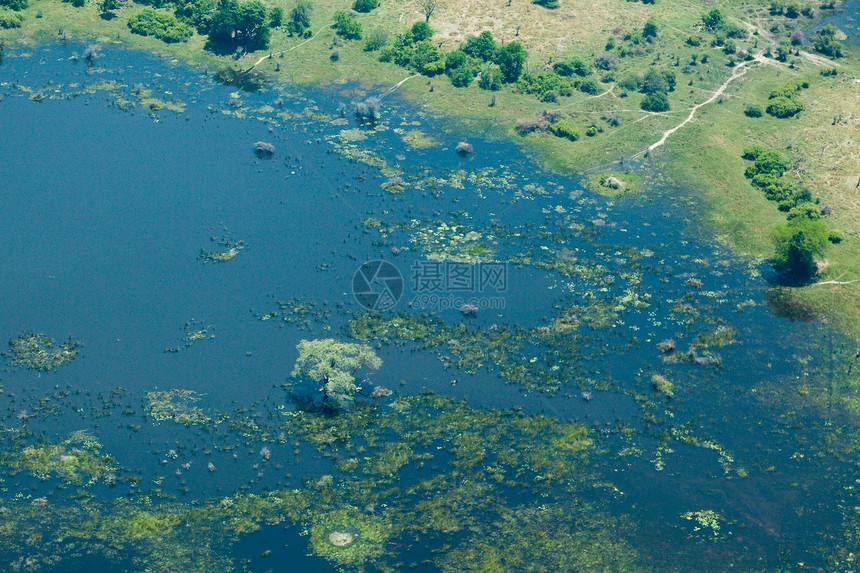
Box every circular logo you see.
[352,260,403,311]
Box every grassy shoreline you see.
[2,0,857,339]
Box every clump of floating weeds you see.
[5,333,81,372]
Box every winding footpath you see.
[630,52,763,160]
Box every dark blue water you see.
[1,40,858,572]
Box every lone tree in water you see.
[291,339,382,413]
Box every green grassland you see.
[1,0,857,337]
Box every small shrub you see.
[533,0,559,7]
[594,53,617,70]
[813,24,844,57]
[455,141,473,155]
[617,72,641,91]
[586,126,598,137]
[330,49,340,61]
[354,97,381,120]
[448,65,476,87]
[550,119,580,141]
[579,78,600,94]
[478,65,503,90]
[364,29,388,51]
[744,103,763,117]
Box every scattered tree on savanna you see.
[290,339,382,413]
[286,0,312,36]
[333,10,362,39]
[98,0,120,17]
[420,0,438,23]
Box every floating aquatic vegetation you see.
[306,507,391,566]
[327,138,387,169]
[401,129,436,149]
[439,502,645,572]
[253,298,330,329]
[411,223,495,263]
[693,325,736,349]
[199,233,245,263]
[679,510,726,539]
[5,333,81,372]
[651,374,674,397]
[145,389,211,426]
[3,430,116,486]
[164,320,214,353]
[381,176,406,193]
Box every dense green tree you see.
[445,49,468,70]
[643,19,658,39]
[771,219,829,277]
[0,0,26,11]
[411,20,432,41]
[0,9,24,27]
[351,0,377,12]
[702,8,723,30]
[268,6,282,27]
[462,31,497,62]
[207,0,270,51]
[496,41,526,83]
[641,91,669,111]
[175,0,218,33]
[290,339,381,413]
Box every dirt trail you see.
[630,54,761,159]
[239,27,325,77]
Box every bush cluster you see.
[813,24,844,58]
[765,82,805,118]
[0,0,26,11]
[0,7,23,26]
[333,10,361,39]
[128,8,194,43]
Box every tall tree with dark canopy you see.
[207,0,270,52]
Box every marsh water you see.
[1,41,859,572]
